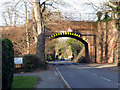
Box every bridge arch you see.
[47,32,90,62]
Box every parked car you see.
[60,57,65,61]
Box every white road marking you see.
[55,71,57,75]
[91,73,98,76]
[116,83,120,85]
[55,66,72,89]
[100,77,111,82]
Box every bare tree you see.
[1,0,22,26]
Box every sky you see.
[0,0,108,26]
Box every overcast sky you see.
[0,0,108,26]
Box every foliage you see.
[39,61,47,70]
[46,54,52,61]
[46,38,84,60]
[45,42,55,53]
[96,1,120,24]
[58,47,68,58]
[47,54,55,61]
[23,54,46,72]
[45,40,56,61]
[55,55,59,60]
[97,12,113,22]
[78,56,88,63]
[74,47,85,62]
[12,76,37,88]
[118,60,120,66]
[96,11,103,21]
[105,2,117,19]
[66,38,84,56]
[108,1,120,19]
[2,38,14,89]
[102,12,113,21]
[105,1,120,30]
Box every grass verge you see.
[12,76,37,88]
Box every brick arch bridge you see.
[36,20,119,64]
[47,32,90,62]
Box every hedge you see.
[78,56,89,63]
[2,39,14,89]
[23,54,46,72]
[118,60,120,66]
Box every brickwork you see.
[96,20,119,63]
[45,20,119,63]
[0,33,2,89]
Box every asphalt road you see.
[52,61,118,89]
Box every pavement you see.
[34,65,65,88]
[14,65,66,88]
[87,63,119,72]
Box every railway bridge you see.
[36,20,119,63]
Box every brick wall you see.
[96,20,119,63]
[0,33,2,89]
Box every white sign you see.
[14,57,23,64]
[67,27,73,32]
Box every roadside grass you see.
[12,76,37,88]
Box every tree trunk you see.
[7,8,12,26]
[32,0,45,61]
[33,0,42,35]
[25,0,30,54]
[32,9,38,43]
[14,11,17,27]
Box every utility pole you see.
[25,0,30,54]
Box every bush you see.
[78,56,88,63]
[39,61,47,70]
[46,54,55,61]
[2,39,14,89]
[23,54,46,72]
[118,61,120,66]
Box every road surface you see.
[50,61,119,89]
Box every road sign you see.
[67,27,73,32]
